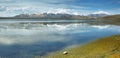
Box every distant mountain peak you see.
[88,13,109,18]
[92,11,110,15]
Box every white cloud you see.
[47,8,70,14]
[93,11,110,14]
[0,6,43,16]
[47,8,81,15]
[4,0,12,2]
[0,0,86,16]
[72,12,79,15]
[0,5,92,16]
[0,6,7,11]
[0,0,17,3]
[56,8,69,14]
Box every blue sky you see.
[0,0,120,17]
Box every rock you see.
[63,51,68,55]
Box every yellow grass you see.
[40,35,120,58]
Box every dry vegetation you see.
[100,14,120,25]
[39,35,120,58]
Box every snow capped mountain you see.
[13,13,93,20]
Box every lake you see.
[0,19,120,58]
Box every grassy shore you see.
[40,35,120,58]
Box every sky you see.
[0,0,120,17]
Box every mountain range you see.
[14,13,94,19]
[0,13,119,20]
[88,13,108,18]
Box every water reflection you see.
[0,22,120,58]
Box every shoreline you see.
[40,35,120,58]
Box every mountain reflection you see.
[0,22,120,58]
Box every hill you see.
[88,13,108,18]
[41,35,120,58]
[101,14,120,20]
[98,14,120,25]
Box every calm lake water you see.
[0,19,120,58]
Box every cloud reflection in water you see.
[0,23,120,58]
[0,23,118,45]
